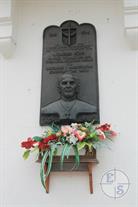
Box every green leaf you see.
[60,136,66,143]
[85,142,93,152]
[54,148,58,156]
[51,123,60,132]
[56,142,62,145]
[65,144,71,159]
[60,143,70,170]
[33,136,42,142]
[89,131,97,138]
[45,146,55,178]
[40,150,49,189]
[77,142,93,151]
[77,142,86,151]
[23,150,31,160]
[73,145,80,169]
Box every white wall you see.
[0,0,11,17]
[0,0,137,207]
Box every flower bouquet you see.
[21,122,117,189]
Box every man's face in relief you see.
[59,74,78,99]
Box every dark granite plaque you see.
[40,20,100,125]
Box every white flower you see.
[71,123,78,129]
[68,134,78,145]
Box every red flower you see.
[96,123,111,131]
[38,134,57,150]
[21,138,36,149]
[43,134,57,143]
[38,142,49,150]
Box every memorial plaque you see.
[40,20,100,125]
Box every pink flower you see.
[61,125,73,136]
[96,129,106,140]
[109,130,117,138]
[74,130,86,141]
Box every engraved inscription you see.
[81,31,90,35]
[49,33,57,37]
[45,44,94,74]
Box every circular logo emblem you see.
[100,169,130,199]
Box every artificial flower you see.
[96,129,106,140]
[43,134,57,143]
[74,130,86,141]
[38,142,49,150]
[61,125,73,136]
[21,138,36,149]
[109,130,117,138]
[96,123,111,131]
